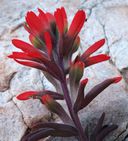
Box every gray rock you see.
[1,0,128,141]
[0,101,27,141]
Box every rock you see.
[1,0,128,141]
[110,40,128,71]
[13,97,51,127]
[9,68,54,127]
[0,101,27,141]
[0,48,17,92]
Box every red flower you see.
[9,7,109,79]
[74,39,110,67]
[9,7,86,77]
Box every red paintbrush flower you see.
[8,7,87,79]
[11,7,123,141]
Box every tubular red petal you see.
[17,91,38,100]
[44,32,52,57]
[61,7,67,19]
[81,78,89,85]
[81,39,105,60]
[8,52,34,61]
[68,10,86,37]
[46,12,55,24]
[112,77,122,83]
[74,61,85,69]
[14,59,47,71]
[61,7,68,32]
[38,8,49,29]
[12,39,47,60]
[54,8,64,34]
[26,11,42,35]
[12,39,33,52]
[84,54,110,67]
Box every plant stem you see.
[61,77,88,141]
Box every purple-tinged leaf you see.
[94,113,105,135]
[41,95,72,125]
[43,71,63,93]
[90,113,105,141]
[69,61,85,100]
[22,123,78,141]
[21,128,54,141]
[32,123,77,134]
[42,60,63,80]
[90,113,118,141]
[96,125,118,141]
[73,78,88,113]
[80,77,122,110]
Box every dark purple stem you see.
[61,77,88,141]
[56,43,88,140]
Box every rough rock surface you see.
[1,0,128,141]
[0,101,27,141]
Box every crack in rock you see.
[12,100,28,128]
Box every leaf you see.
[43,61,63,80]
[41,95,72,124]
[21,128,54,141]
[96,125,118,141]
[43,71,63,93]
[94,113,105,135]
[73,78,88,113]
[69,61,85,100]
[89,113,118,141]
[22,123,78,141]
[90,113,105,141]
[80,77,122,110]
[32,123,77,134]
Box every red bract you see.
[9,7,109,77]
[16,90,64,101]
[41,94,53,105]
